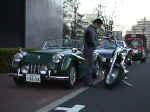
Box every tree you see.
[95,3,114,38]
[63,0,82,39]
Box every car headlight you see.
[52,54,63,63]
[14,53,24,62]
[21,65,29,74]
[14,50,28,62]
[40,65,48,74]
[40,71,47,75]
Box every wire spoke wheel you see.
[104,67,121,87]
[69,67,76,86]
[65,66,77,89]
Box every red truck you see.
[125,34,147,63]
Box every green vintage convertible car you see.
[9,39,102,88]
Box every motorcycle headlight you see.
[21,65,29,74]
[52,54,63,63]
[120,53,126,59]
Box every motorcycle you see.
[97,40,129,87]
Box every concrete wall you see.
[25,0,63,48]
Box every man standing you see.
[83,18,103,86]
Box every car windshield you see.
[126,39,143,48]
[98,39,117,49]
[42,39,84,49]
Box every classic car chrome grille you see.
[28,64,39,74]
[21,64,47,74]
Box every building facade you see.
[126,18,150,50]
[112,31,122,40]
[0,0,63,48]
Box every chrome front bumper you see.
[8,73,69,80]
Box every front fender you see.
[61,56,73,71]
[61,53,85,71]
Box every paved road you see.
[1,58,150,112]
[50,58,150,112]
[0,74,83,112]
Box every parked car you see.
[9,39,102,88]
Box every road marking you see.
[36,78,102,112]
[36,87,88,112]
[121,80,134,88]
[55,105,85,112]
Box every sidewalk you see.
[0,73,84,112]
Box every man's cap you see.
[93,18,103,25]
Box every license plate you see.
[26,74,41,83]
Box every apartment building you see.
[126,18,150,49]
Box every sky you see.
[78,0,150,34]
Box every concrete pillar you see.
[25,0,63,48]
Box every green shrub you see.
[0,48,38,73]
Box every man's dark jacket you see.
[84,25,99,51]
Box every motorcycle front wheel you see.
[104,67,123,88]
